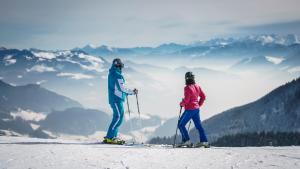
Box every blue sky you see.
[0,0,300,50]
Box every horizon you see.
[1,33,300,51]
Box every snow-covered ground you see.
[0,136,299,169]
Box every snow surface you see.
[0,136,299,169]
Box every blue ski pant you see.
[106,102,124,139]
[178,108,208,142]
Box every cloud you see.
[10,108,46,121]
[1,0,300,49]
[237,20,300,35]
[265,56,285,65]
[27,64,56,73]
[57,72,94,80]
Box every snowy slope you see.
[0,136,299,169]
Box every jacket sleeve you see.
[180,87,191,107]
[116,75,134,95]
[198,86,206,107]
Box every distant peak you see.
[0,46,6,50]
[84,44,97,49]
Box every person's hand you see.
[133,88,138,94]
[180,101,184,107]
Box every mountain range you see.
[1,34,300,141]
[0,80,82,138]
[188,77,300,142]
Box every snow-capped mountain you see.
[0,80,82,138]
[0,80,82,114]
[189,77,300,142]
[39,107,110,136]
[75,42,188,57]
[77,34,299,57]
[0,48,112,109]
[75,34,300,76]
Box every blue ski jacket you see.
[108,65,134,105]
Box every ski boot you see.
[176,140,193,148]
[103,137,126,145]
[194,142,210,148]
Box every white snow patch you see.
[88,82,94,87]
[0,77,3,80]
[265,56,285,65]
[288,66,300,73]
[56,50,72,56]
[0,130,22,136]
[259,35,275,45]
[1,136,299,169]
[36,80,47,85]
[27,64,56,73]
[1,118,11,122]
[30,123,40,130]
[25,56,32,60]
[57,72,94,80]
[77,53,105,72]
[32,51,56,59]
[17,75,23,78]
[4,55,16,66]
[10,109,46,121]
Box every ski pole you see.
[126,94,136,143]
[173,106,183,147]
[135,93,141,118]
[126,95,131,117]
[135,93,143,143]
[187,120,192,133]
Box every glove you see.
[180,102,184,107]
[133,88,138,94]
[180,99,185,107]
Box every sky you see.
[0,0,300,50]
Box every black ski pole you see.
[187,120,192,133]
[135,93,141,118]
[173,106,183,147]
[126,95,131,117]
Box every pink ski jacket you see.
[180,84,206,110]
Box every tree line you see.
[148,132,300,147]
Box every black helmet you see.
[185,71,195,85]
[185,71,194,80]
[112,58,124,69]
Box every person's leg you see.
[112,102,124,138]
[106,103,122,139]
[178,110,193,142]
[192,109,208,142]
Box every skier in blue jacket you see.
[103,58,138,144]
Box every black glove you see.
[133,88,138,94]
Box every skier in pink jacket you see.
[178,72,209,148]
